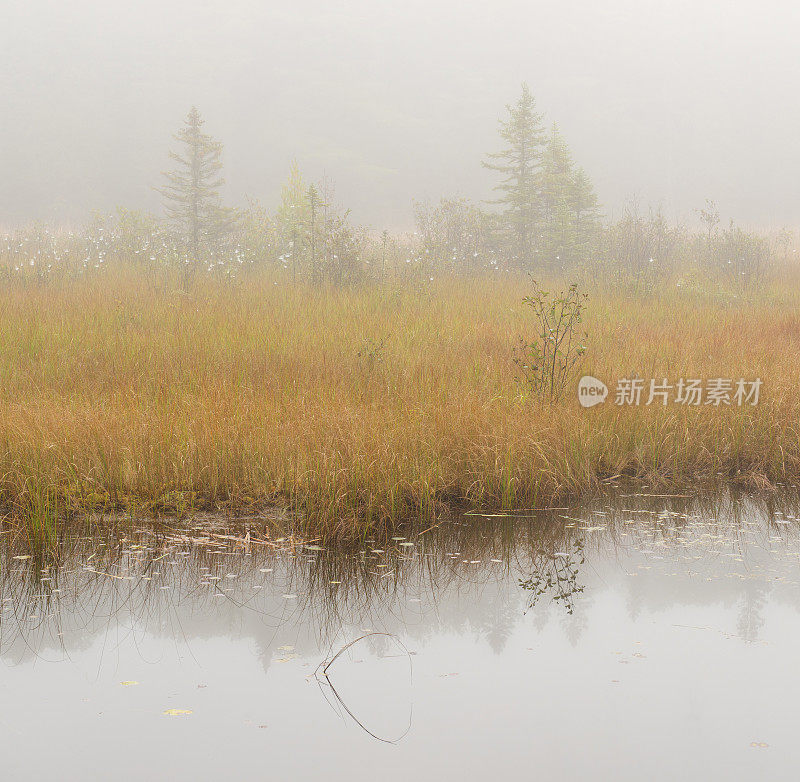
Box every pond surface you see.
[2,494,800,780]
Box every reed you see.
[1,263,798,538]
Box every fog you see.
[2,0,799,229]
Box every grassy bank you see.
[1,266,799,538]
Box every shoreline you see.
[4,473,798,547]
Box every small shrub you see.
[513,280,588,402]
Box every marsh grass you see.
[1,263,799,539]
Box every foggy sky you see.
[2,0,799,230]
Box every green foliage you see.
[513,281,588,402]
[276,161,311,281]
[160,107,233,285]
[697,198,720,245]
[13,474,59,553]
[484,88,601,273]
[356,336,386,376]
[308,183,322,285]
[589,198,775,298]
[413,197,494,274]
[272,167,367,285]
[519,537,586,615]
[597,200,683,295]
[323,208,367,286]
[1,90,789,299]
[484,83,546,268]
[569,168,602,263]
[711,221,771,293]
[237,198,278,266]
[539,125,601,273]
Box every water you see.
[2,494,800,780]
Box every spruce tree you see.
[483,83,545,269]
[539,124,576,271]
[160,107,227,281]
[570,166,601,259]
[539,125,601,270]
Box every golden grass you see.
[1,265,799,538]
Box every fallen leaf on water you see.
[163,709,192,716]
[120,681,139,686]
[750,742,769,748]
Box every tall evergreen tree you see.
[538,125,601,270]
[570,166,601,258]
[483,83,545,269]
[539,124,576,270]
[160,107,227,277]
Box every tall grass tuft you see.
[0,263,799,539]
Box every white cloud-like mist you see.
[1,0,798,229]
